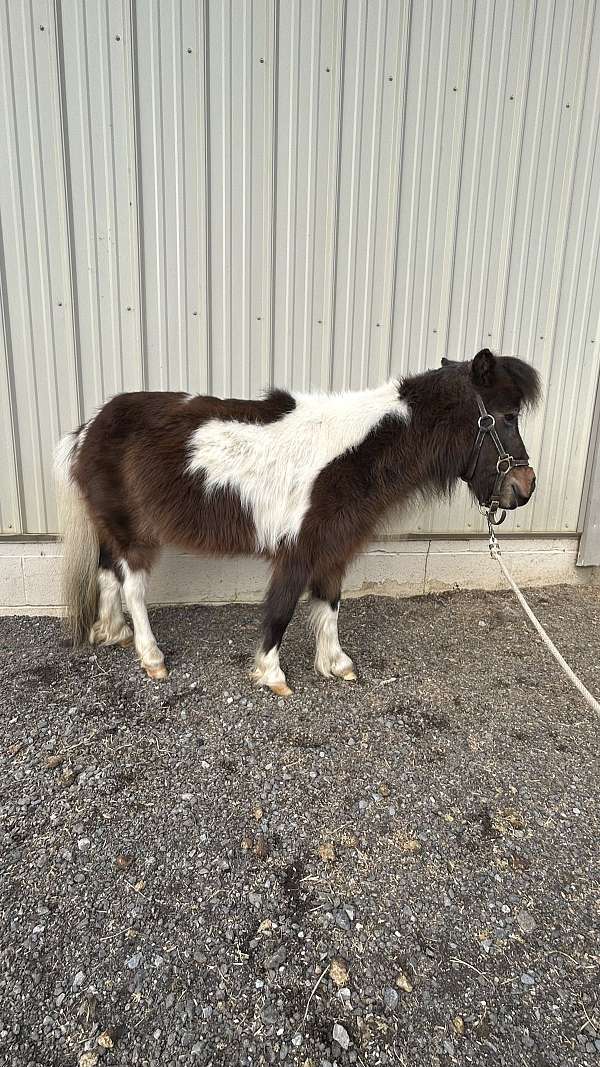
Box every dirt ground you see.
[1,584,599,1067]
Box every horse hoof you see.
[270,683,293,697]
[339,669,357,681]
[145,664,168,681]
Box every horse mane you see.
[495,356,541,409]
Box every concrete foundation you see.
[0,537,595,616]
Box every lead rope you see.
[487,521,600,717]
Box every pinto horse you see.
[55,348,540,695]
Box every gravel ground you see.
[1,584,599,1067]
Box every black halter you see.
[462,395,529,525]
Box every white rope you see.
[488,532,600,717]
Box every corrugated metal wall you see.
[2,0,600,537]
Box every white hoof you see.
[316,652,356,681]
[252,648,291,696]
[90,621,134,647]
[144,662,168,681]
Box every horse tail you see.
[54,431,99,646]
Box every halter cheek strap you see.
[462,395,529,524]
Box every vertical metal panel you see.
[0,276,21,533]
[1,0,600,538]
[273,0,345,391]
[206,0,275,398]
[0,0,79,534]
[59,0,143,409]
[135,0,211,393]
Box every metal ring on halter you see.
[479,503,507,526]
[478,413,495,431]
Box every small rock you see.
[241,834,254,851]
[396,972,413,993]
[97,1029,116,1049]
[516,909,536,934]
[335,910,352,931]
[332,1023,350,1050]
[265,946,286,971]
[452,1016,465,1036]
[46,754,64,769]
[126,953,143,970]
[77,838,90,852]
[115,854,134,870]
[520,973,535,986]
[401,838,421,853]
[254,806,264,821]
[72,971,85,991]
[79,1055,99,1067]
[318,842,336,862]
[330,958,349,987]
[254,835,269,860]
[384,987,398,1011]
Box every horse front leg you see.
[309,571,356,681]
[252,559,308,697]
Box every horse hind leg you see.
[89,546,133,648]
[121,560,168,681]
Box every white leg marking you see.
[251,646,292,697]
[89,570,133,646]
[309,599,356,680]
[121,563,167,679]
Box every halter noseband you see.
[462,395,529,526]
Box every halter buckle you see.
[496,455,514,475]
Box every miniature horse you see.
[55,349,540,695]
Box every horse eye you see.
[504,412,518,424]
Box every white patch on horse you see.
[309,598,355,679]
[187,382,408,552]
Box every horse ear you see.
[441,357,450,366]
[472,348,496,387]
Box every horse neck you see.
[394,376,473,495]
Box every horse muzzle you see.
[498,466,536,509]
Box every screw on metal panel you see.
[566,103,570,108]
[127,306,132,311]
[326,67,330,72]
[115,35,121,41]
[509,95,514,100]
[187,48,192,53]
[58,302,63,307]
[452,86,457,91]
[259,57,264,63]
[388,75,393,81]
[432,329,437,334]
[40,25,45,30]
[539,336,544,340]
[192,311,197,317]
